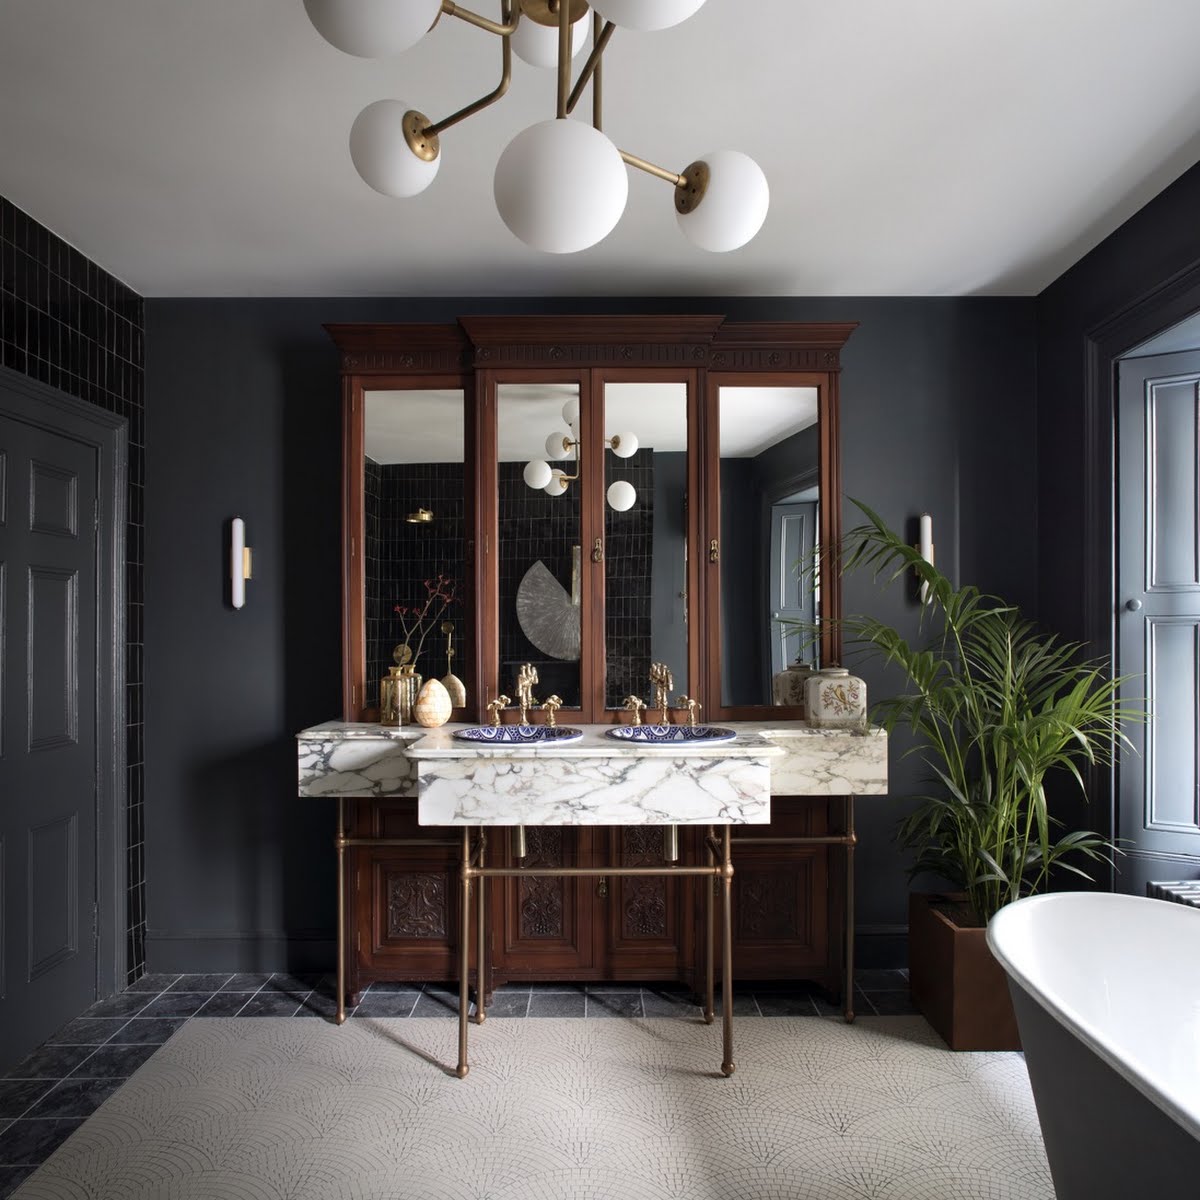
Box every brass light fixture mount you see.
[403,111,440,162]
[520,0,590,27]
[675,160,711,214]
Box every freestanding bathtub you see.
[987,892,1200,1199]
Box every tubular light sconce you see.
[521,397,640,509]
[916,512,934,604]
[230,517,253,610]
[302,0,770,254]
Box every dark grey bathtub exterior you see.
[1009,981,1200,1198]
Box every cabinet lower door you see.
[491,826,594,978]
[596,826,687,980]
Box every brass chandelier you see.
[303,0,769,254]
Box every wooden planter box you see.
[908,892,1021,1051]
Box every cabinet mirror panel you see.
[364,389,468,712]
[717,385,820,708]
[498,382,583,710]
[603,382,689,712]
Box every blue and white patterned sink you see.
[452,725,584,745]
[605,724,738,746]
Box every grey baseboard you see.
[145,931,336,974]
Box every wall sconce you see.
[230,517,253,610]
[917,512,934,604]
[406,506,435,523]
[522,398,640,510]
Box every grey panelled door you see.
[0,413,99,1060]
[1117,350,1200,878]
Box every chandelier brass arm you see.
[420,0,515,142]
[565,17,616,118]
[439,0,521,37]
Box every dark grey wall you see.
[145,296,1036,970]
[1037,158,1200,886]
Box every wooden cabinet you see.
[332,315,857,998]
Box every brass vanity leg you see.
[476,834,487,1024]
[703,824,715,1025]
[720,825,735,1077]
[457,828,471,1078]
[845,795,857,1023]
[335,797,347,1026]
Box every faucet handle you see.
[487,695,510,727]
[541,695,563,728]
[624,695,647,725]
[678,696,702,728]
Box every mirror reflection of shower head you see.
[406,506,434,523]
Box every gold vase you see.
[381,665,422,726]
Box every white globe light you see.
[512,9,589,68]
[545,431,572,460]
[610,431,639,458]
[561,398,580,426]
[607,480,636,511]
[523,459,553,489]
[303,0,442,57]
[494,120,628,253]
[544,472,569,497]
[350,101,440,197]
[592,0,706,31]
[676,150,769,252]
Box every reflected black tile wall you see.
[605,450,654,709]
[0,196,146,983]
[364,460,468,709]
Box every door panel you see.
[599,826,685,978]
[1118,352,1200,868]
[0,413,98,1058]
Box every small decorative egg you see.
[414,677,453,728]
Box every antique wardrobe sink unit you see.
[296,315,888,1065]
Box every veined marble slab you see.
[295,720,888,803]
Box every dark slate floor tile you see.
[0,1164,36,1197]
[756,993,819,1017]
[365,980,423,994]
[641,991,703,1019]
[0,1081,53,1120]
[167,974,233,993]
[480,992,529,1019]
[46,1018,129,1046]
[491,984,532,996]
[122,973,180,993]
[855,969,910,990]
[353,993,419,1018]
[69,1044,157,1079]
[812,993,847,1018]
[526,982,586,994]
[193,993,253,1018]
[6,1045,96,1081]
[859,989,921,1016]
[136,993,211,1019]
[587,993,643,1018]
[410,993,463,1019]
[219,974,271,992]
[238,993,303,1017]
[81,993,150,1020]
[26,1078,122,1119]
[528,993,585,1018]
[711,993,761,1017]
[585,983,643,994]
[0,1119,83,1165]
[262,974,319,996]
[107,1018,187,1044]
[293,993,347,1020]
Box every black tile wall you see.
[0,197,146,983]
[364,459,468,709]
[604,450,654,709]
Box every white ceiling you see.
[3,0,1200,298]
[365,381,815,461]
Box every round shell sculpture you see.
[414,678,453,728]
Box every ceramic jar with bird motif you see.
[804,666,867,731]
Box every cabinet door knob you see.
[591,538,604,563]
[1125,598,1143,612]
[709,539,720,564]
[596,876,608,899]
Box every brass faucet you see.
[541,695,563,727]
[678,696,702,727]
[487,695,510,727]
[515,663,539,725]
[649,662,674,724]
[624,695,647,725]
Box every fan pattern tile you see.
[14,1017,1052,1199]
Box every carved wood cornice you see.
[709,321,858,372]
[324,323,471,374]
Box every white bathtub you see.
[988,892,1200,1199]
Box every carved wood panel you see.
[520,827,565,939]
[618,826,668,940]
[386,872,447,940]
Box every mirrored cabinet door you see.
[496,380,586,712]
[709,379,825,715]
[601,379,693,718]
[363,387,469,713]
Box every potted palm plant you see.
[835,503,1135,1049]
